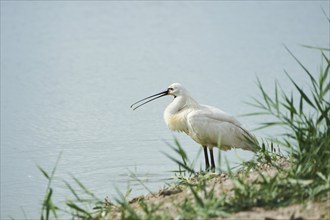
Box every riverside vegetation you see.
[34,45,329,220]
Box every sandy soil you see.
[105,158,330,220]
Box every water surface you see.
[1,2,328,219]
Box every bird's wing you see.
[199,105,241,126]
[186,107,258,151]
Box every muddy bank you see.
[105,158,329,220]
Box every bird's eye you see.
[168,88,174,91]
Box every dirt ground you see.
[106,158,330,220]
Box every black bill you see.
[130,90,168,110]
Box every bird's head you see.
[166,83,187,98]
[130,82,187,110]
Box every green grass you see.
[246,45,330,200]
[36,152,112,220]
[38,152,62,220]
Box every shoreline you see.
[104,157,330,220]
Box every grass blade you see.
[285,70,316,109]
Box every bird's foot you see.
[205,166,216,173]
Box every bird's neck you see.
[166,95,199,115]
[164,95,199,133]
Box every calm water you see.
[1,2,328,219]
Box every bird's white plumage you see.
[163,83,257,152]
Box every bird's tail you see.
[239,126,260,152]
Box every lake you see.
[1,1,329,219]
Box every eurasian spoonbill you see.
[131,83,258,171]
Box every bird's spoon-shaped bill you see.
[130,90,168,110]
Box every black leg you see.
[203,146,210,171]
[209,148,215,172]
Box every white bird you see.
[131,83,259,171]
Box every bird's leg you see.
[209,148,216,172]
[203,146,210,171]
